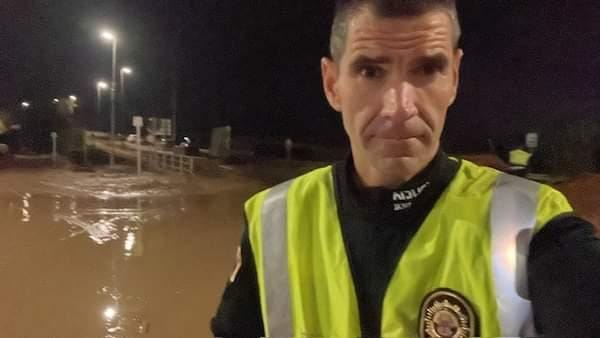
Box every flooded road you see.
[0,166,265,337]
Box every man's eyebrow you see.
[350,55,392,65]
[349,53,450,67]
[413,53,449,67]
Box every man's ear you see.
[448,48,464,106]
[321,57,342,112]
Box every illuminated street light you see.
[21,102,30,108]
[120,66,134,127]
[100,30,116,42]
[97,80,109,125]
[120,67,133,94]
[97,81,109,90]
[69,95,77,102]
[52,98,60,104]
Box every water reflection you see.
[56,207,149,335]
[21,193,31,222]
[124,232,135,254]
[99,283,148,337]
[123,230,143,257]
[69,198,77,214]
[0,167,256,337]
[47,175,171,337]
[55,208,152,246]
[104,306,117,321]
[41,173,182,200]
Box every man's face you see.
[322,7,463,186]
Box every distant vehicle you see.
[157,137,170,149]
[180,137,192,147]
[145,134,170,148]
[179,136,202,156]
[126,134,138,143]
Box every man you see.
[212,1,600,337]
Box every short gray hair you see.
[330,0,461,61]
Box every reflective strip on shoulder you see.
[490,173,539,337]
[261,179,294,337]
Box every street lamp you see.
[120,67,132,94]
[97,81,109,130]
[21,101,30,109]
[97,81,109,90]
[52,98,60,104]
[100,31,115,41]
[69,95,78,102]
[120,66,133,128]
[100,29,118,166]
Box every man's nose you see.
[381,82,418,120]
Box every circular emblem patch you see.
[419,289,477,338]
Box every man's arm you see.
[211,225,265,337]
[528,215,600,336]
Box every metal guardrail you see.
[84,131,211,175]
[141,149,196,174]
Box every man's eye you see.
[359,65,384,79]
[417,63,443,76]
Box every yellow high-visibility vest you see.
[245,160,572,337]
[509,149,533,167]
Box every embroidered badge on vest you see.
[419,289,477,338]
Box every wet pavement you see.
[0,165,265,337]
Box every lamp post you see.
[120,67,133,131]
[97,81,109,130]
[120,67,132,98]
[100,30,118,166]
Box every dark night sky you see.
[2,1,600,153]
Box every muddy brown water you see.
[0,161,597,337]
[0,166,266,337]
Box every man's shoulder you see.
[456,158,573,229]
[245,165,334,206]
[446,158,502,195]
[451,159,566,198]
[455,157,501,177]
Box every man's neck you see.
[338,150,458,219]
[353,151,439,190]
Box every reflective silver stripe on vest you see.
[261,180,294,338]
[491,173,539,337]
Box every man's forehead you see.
[347,8,454,51]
